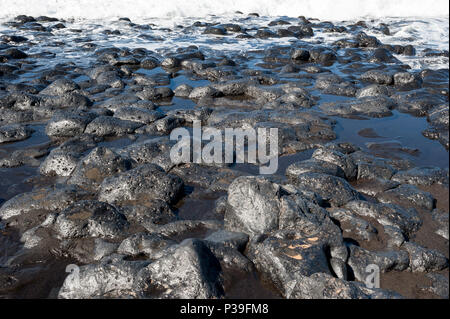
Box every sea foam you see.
[0,0,448,20]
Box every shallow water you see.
[334,111,449,168]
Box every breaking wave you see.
[0,0,449,20]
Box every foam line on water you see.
[0,0,448,20]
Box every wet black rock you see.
[355,179,401,197]
[161,57,181,69]
[400,45,416,56]
[0,107,30,124]
[181,59,216,72]
[187,86,220,100]
[352,151,413,173]
[224,176,281,236]
[53,200,129,239]
[309,47,337,66]
[268,19,291,26]
[356,32,381,47]
[39,92,93,111]
[356,84,389,98]
[136,115,184,136]
[39,135,97,176]
[329,208,378,241]
[427,104,449,129]
[377,184,435,211]
[224,177,344,256]
[392,89,445,116]
[0,184,92,223]
[4,48,28,59]
[347,245,409,282]
[116,136,174,171]
[212,79,256,96]
[344,200,422,236]
[289,172,361,207]
[221,24,242,32]
[248,229,334,296]
[204,230,249,251]
[58,255,150,298]
[136,86,174,100]
[0,148,47,168]
[68,147,132,191]
[133,73,170,86]
[204,26,227,35]
[320,96,395,118]
[137,239,224,298]
[255,29,278,39]
[423,48,449,57]
[291,49,310,61]
[0,124,33,143]
[368,48,399,64]
[174,83,193,97]
[423,103,449,148]
[45,110,97,137]
[393,72,422,89]
[86,65,124,88]
[14,15,36,24]
[289,272,401,299]
[39,78,80,96]
[391,167,448,186]
[1,92,41,111]
[140,57,159,69]
[315,74,356,97]
[120,200,177,232]
[99,94,153,112]
[383,225,407,248]
[52,23,66,29]
[117,233,176,258]
[84,116,143,137]
[378,23,390,35]
[357,161,397,180]
[311,147,357,180]
[421,273,449,298]
[431,209,449,240]
[401,242,449,272]
[286,159,345,179]
[98,164,183,205]
[113,106,164,124]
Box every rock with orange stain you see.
[247,228,346,298]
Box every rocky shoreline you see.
[0,13,449,299]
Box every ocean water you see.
[0,0,448,20]
[0,1,449,71]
